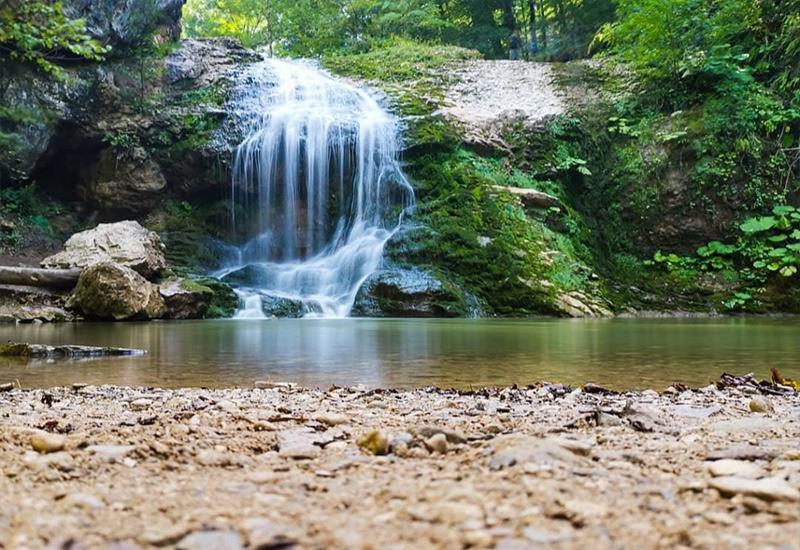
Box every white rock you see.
[705,459,763,479]
[709,476,800,502]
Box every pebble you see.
[314,413,349,426]
[63,492,104,509]
[425,433,448,454]
[86,444,137,462]
[709,476,800,502]
[30,431,66,454]
[749,397,774,414]
[129,398,153,411]
[0,382,13,392]
[357,430,390,455]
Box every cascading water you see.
[218,59,414,318]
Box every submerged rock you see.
[69,262,167,320]
[0,343,145,358]
[352,267,479,318]
[42,221,167,279]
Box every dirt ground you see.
[0,381,798,550]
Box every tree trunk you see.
[0,267,81,290]
[539,0,548,50]
[502,0,517,30]
[528,0,539,52]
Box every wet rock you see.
[0,343,145,358]
[705,459,763,479]
[42,221,167,279]
[69,262,167,321]
[709,476,800,502]
[176,531,244,550]
[357,430,390,456]
[31,431,66,454]
[0,382,13,392]
[159,279,215,320]
[352,267,478,318]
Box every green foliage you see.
[0,184,63,248]
[0,0,108,75]
[183,0,613,60]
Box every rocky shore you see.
[1,380,798,549]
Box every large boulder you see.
[62,0,186,47]
[69,262,166,320]
[42,221,167,279]
[352,268,481,318]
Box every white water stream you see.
[218,59,413,318]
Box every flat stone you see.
[278,428,322,459]
[673,404,721,418]
[705,459,763,479]
[709,417,777,434]
[489,435,590,470]
[62,492,104,509]
[709,476,800,502]
[176,531,243,550]
[707,444,778,461]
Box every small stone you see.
[63,492,104,509]
[176,531,243,550]
[425,433,448,454]
[704,511,735,525]
[0,382,13,392]
[705,459,763,479]
[86,444,137,462]
[749,397,774,414]
[71,383,88,391]
[709,476,800,502]
[357,430,390,456]
[314,413,349,427]
[30,431,66,454]
[130,398,153,411]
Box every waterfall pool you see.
[2,317,798,390]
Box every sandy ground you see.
[439,60,565,148]
[1,381,799,550]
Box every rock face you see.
[69,262,167,320]
[42,221,167,279]
[62,0,186,47]
[79,147,167,216]
[352,268,478,318]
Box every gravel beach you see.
[1,380,799,549]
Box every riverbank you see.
[1,382,798,549]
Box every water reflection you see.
[0,318,798,390]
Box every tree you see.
[0,0,107,75]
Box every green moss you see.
[189,277,238,318]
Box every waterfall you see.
[218,59,414,319]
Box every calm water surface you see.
[1,318,798,390]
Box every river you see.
[2,317,798,390]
